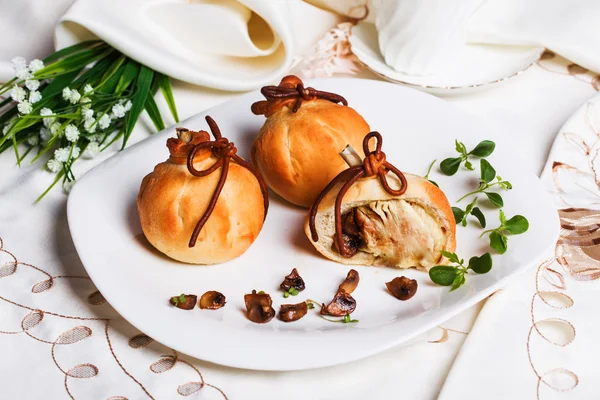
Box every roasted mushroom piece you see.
[199,291,226,309]
[338,269,360,294]
[169,294,197,310]
[278,302,309,322]
[386,276,418,301]
[280,268,306,292]
[320,290,356,316]
[244,290,275,323]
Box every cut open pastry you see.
[306,173,456,270]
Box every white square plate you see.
[67,79,559,371]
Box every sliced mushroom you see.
[386,276,418,300]
[280,268,306,292]
[169,294,197,310]
[320,290,356,316]
[337,233,359,258]
[338,269,360,294]
[244,290,275,323]
[199,291,226,309]
[278,302,309,322]
[343,209,360,236]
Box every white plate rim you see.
[349,23,545,92]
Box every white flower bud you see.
[46,158,63,173]
[29,90,42,104]
[65,124,80,142]
[28,59,44,72]
[98,114,111,129]
[25,79,40,91]
[54,147,71,162]
[17,101,33,114]
[10,86,26,102]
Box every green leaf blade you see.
[452,207,466,224]
[144,95,166,132]
[489,231,508,254]
[157,73,179,122]
[485,192,504,207]
[468,253,493,274]
[429,266,459,286]
[440,157,462,176]
[122,65,154,149]
[471,207,486,228]
[480,159,496,183]
[470,140,496,157]
[504,215,529,234]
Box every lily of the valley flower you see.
[46,158,62,173]
[98,114,111,129]
[10,86,26,102]
[65,124,80,142]
[17,101,32,115]
[29,91,42,104]
[62,87,81,104]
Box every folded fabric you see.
[0,0,74,82]
[467,0,600,74]
[54,0,340,91]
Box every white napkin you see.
[54,0,340,91]
[0,0,74,82]
[371,0,486,76]
[467,0,600,74]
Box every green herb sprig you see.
[452,197,486,228]
[481,210,529,254]
[171,293,186,306]
[429,251,493,291]
[456,159,512,207]
[424,159,439,187]
[440,140,495,175]
[283,287,299,298]
[0,41,179,201]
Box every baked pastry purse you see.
[137,116,269,264]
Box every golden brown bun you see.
[137,137,265,264]
[304,173,456,270]
[251,99,370,208]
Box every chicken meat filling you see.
[341,199,445,267]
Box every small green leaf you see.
[440,250,460,264]
[485,192,504,207]
[452,207,466,224]
[307,302,315,309]
[464,160,474,170]
[428,180,439,188]
[499,209,506,224]
[503,215,529,234]
[471,207,486,228]
[470,140,495,157]
[179,294,186,303]
[489,231,508,254]
[455,140,467,155]
[429,266,459,286]
[157,73,180,123]
[440,157,462,176]
[450,273,466,292]
[468,253,493,274]
[480,159,496,183]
